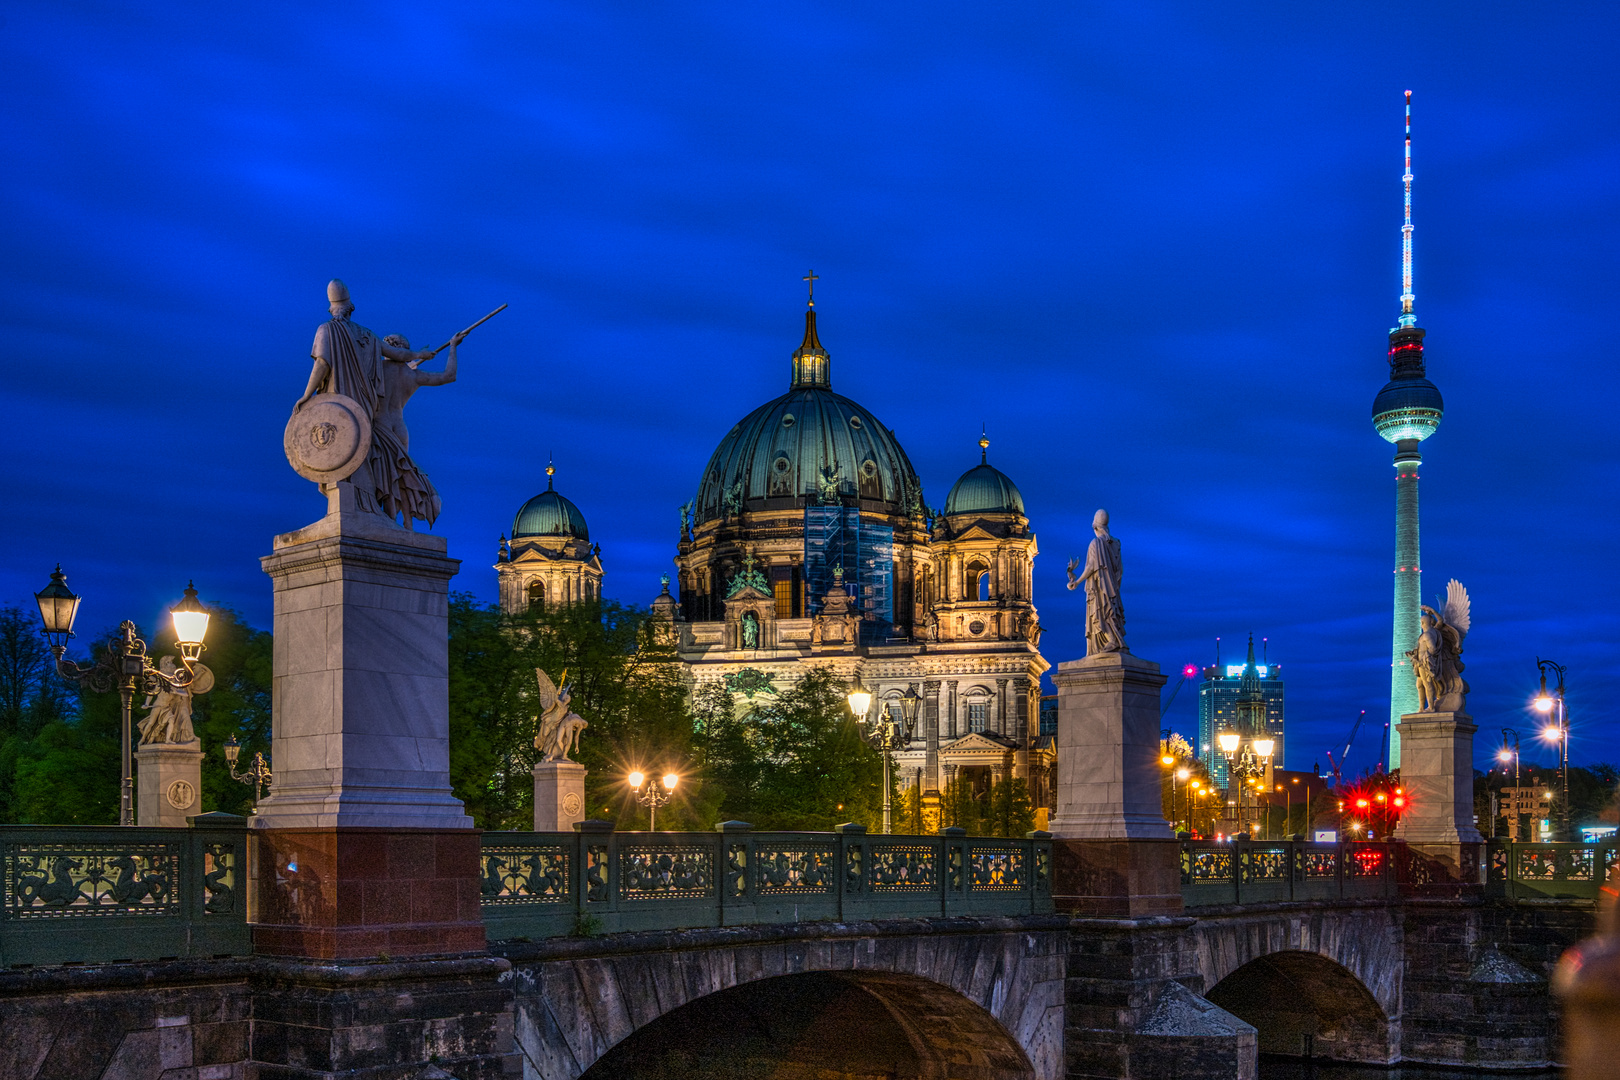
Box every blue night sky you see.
[3,3,1616,775]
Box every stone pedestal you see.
[1394,710,1483,891]
[1050,651,1172,839]
[136,740,204,827]
[252,510,478,960]
[1049,652,1180,917]
[256,513,470,830]
[1395,710,1483,845]
[533,760,586,832]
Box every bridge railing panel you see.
[1485,840,1619,901]
[1180,839,1398,907]
[1,822,251,967]
[479,826,1054,941]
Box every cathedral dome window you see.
[527,580,545,609]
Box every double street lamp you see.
[628,770,678,831]
[848,683,921,834]
[35,567,210,826]
[1216,730,1275,837]
[1497,728,1521,841]
[1534,659,1570,842]
[223,734,274,805]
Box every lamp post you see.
[35,568,210,826]
[1534,660,1569,842]
[1216,730,1275,837]
[1174,768,1189,831]
[848,683,920,834]
[223,734,273,805]
[1498,728,1521,840]
[628,770,678,831]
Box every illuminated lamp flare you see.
[628,770,646,789]
[1534,696,1555,714]
[662,773,679,791]
[1161,755,1175,766]
[847,687,873,719]
[1217,732,1241,755]
[1497,749,1514,762]
[1541,727,1561,742]
[1252,738,1275,759]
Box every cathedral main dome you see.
[692,309,923,525]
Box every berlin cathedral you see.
[496,298,1052,815]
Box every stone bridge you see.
[482,896,1587,1080]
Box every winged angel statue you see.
[533,667,589,763]
[1406,579,1471,714]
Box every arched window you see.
[527,580,545,609]
[966,560,990,602]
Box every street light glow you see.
[1541,726,1561,742]
[1497,748,1513,762]
[628,770,646,789]
[1533,695,1554,714]
[662,772,679,790]
[1217,731,1241,755]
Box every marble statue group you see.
[533,668,589,763]
[136,656,214,746]
[285,279,497,530]
[1407,577,1471,714]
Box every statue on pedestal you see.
[284,280,500,527]
[1067,509,1127,655]
[136,657,214,745]
[1407,578,1471,713]
[533,668,588,763]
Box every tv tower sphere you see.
[1371,358,1444,443]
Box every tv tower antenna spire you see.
[1399,90,1416,328]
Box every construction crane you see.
[1324,710,1367,788]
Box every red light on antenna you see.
[1184,665,1198,679]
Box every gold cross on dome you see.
[803,269,819,307]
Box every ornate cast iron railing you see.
[1485,839,1619,901]
[1,817,251,966]
[1179,839,1400,907]
[480,824,1054,941]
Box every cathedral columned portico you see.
[656,297,1050,802]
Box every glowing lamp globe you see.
[662,773,679,791]
[1217,732,1241,755]
[1497,749,1513,762]
[170,581,211,661]
[1541,727,1561,742]
[628,771,646,789]
[1534,696,1554,714]
[1161,755,1175,766]
[1252,738,1275,759]
[846,687,873,719]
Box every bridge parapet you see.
[1488,839,1619,902]
[1180,839,1399,908]
[479,822,1054,941]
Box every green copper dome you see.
[945,437,1025,516]
[512,472,589,541]
[692,309,924,524]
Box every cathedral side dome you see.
[512,469,590,541]
[691,309,924,525]
[945,436,1025,517]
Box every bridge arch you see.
[581,969,1034,1079]
[507,923,1067,1079]
[1188,907,1404,1064]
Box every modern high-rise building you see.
[1371,92,1444,770]
[1196,637,1285,788]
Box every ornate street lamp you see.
[849,683,920,834]
[223,733,273,806]
[629,769,678,831]
[35,567,210,826]
[1534,659,1570,841]
[1215,729,1275,837]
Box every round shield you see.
[187,662,215,695]
[283,393,372,483]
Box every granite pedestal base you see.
[1052,837,1184,917]
[136,740,204,827]
[532,760,586,832]
[1395,710,1483,845]
[250,827,486,960]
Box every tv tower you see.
[1371,91,1444,769]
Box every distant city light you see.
[1183,664,1198,678]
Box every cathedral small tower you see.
[927,433,1040,653]
[496,462,603,614]
[1371,92,1444,770]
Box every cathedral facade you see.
[656,303,1051,810]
